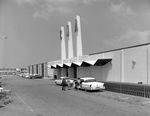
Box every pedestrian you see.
[74,80,79,90]
[67,79,71,90]
[77,78,80,90]
[62,78,67,91]
[70,79,74,88]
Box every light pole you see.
[2,36,8,68]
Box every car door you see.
[81,80,90,90]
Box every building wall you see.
[38,64,41,75]
[74,45,150,84]
[34,65,36,74]
[29,66,31,74]
[68,68,74,78]
[47,44,150,84]
[90,66,103,81]
[103,51,121,82]
[47,67,54,78]
[61,68,67,77]
[44,63,48,77]
[124,46,148,84]
[148,45,150,84]
[77,67,91,78]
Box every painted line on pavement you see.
[5,105,32,111]
[14,92,33,111]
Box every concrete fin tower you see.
[60,26,66,60]
[75,15,83,57]
[67,22,74,58]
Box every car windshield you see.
[84,79,96,82]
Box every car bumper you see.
[90,86,105,90]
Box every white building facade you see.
[47,43,150,84]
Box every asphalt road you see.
[0,76,150,116]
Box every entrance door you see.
[74,67,77,78]
[66,68,68,77]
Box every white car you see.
[24,73,30,78]
[79,77,105,91]
[54,76,69,85]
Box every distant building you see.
[0,68,17,75]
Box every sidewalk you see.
[93,90,150,107]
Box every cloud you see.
[46,0,99,3]
[104,30,150,47]
[14,0,108,19]
[110,2,136,16]
[118,30,150,43]
[45,0,75,3]
[14,0,36,5]
[15,0,104,5]
[33,4,72,19]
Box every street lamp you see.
[2,36,8,68]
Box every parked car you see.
[79,77,105,91]
[54,76,69,85]
[24,73,30,79]
[29,74,43,79]
[19,73,29,78]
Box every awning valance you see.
[83,58,112,66]
[51,65,56,68]
[64,63,71,67]
[71,62,82,67]
[62,64,70,68]
[56,65,62,68]
[70,63,79,67]
[56,64,63,68]
[80,61,92,66]
[49,58,112,69]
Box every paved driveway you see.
[0,76,150,116]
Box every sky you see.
[0,0,150,68]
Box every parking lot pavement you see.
[1,76,150,116]
[20,77,150,107]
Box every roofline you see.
[89,43,150,56]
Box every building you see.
[45,15,149,84]
[26,15,150,98]
[48,43,150,84]
[27,62,48,77]
[0,67,18,75]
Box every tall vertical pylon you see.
[60,26,66,60]
[66,21,74,58]
[75,15,83,57]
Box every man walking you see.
[62,78,67,91]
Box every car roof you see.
[80,77,96,81]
